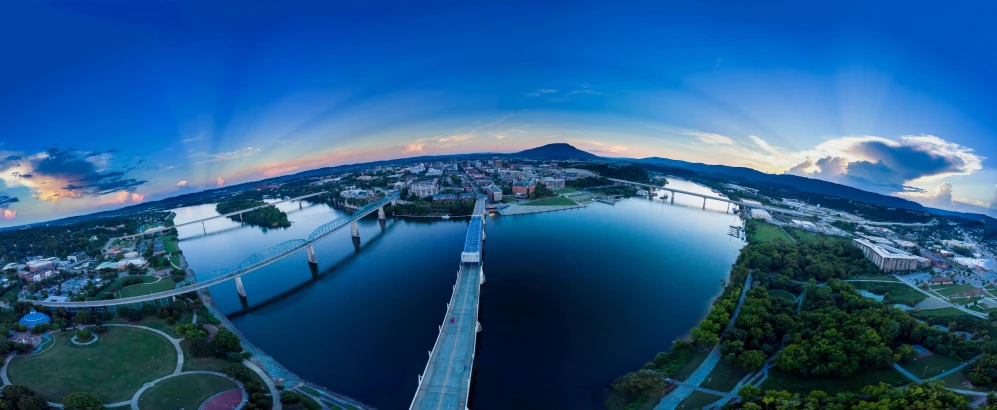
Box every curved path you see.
[0,323,256,409]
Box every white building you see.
[853,238,931,272]
[409,179,440,198]
[751,209,773,222]
[425,168,443,177]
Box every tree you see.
[611,371,666,398]
[213,329,241,353]
[73,311,91,326]
[280,392,302,405]
[190,337,214,357]
[224,362,253,383]
[61,392,104,410]
[736,350,767,371]
[896,344,918,361]
[690,324,720,348]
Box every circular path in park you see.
[200,389,243,410]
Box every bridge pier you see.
[476,321,482,333]
[306,244,318,265]
[480,267,486,285]
[202,221,206,235]
[703,197,706,209]
[378,206,385,220]
[670,191,675,204]
[240,213,244,222]
[235,277,247,297]
[351,221,360,238]
[726,202,731,214]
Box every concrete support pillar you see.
[480,267,486,285]
[378,206,385,220]
[703,197,707,209]
[306,244,317,264]
[351,221,360,238]
[202,221,206,234]
[482,227,486,241]
[240,213,244,222]
[476,322,482,333]
[727,202,731,214]
[235,276,247,297]
[670,192,675,204]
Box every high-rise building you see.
[493,157,502,169]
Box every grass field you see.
[553,188,575,194]
[115,313,192,339]
[7,327,176,403]
[180,340,266,388]
[899,353,965,379]
[137,373,237,410]
[702,359,751,393]
[760,367,909,395]
[786,228,818,243]
[748,222,793,244]
[768,289,798,302]
[169,254,182,267]
[849,282,927,305]
[910,307,972,319]
[851,274,899,282]
[501,197,519,203]
[931,284,978,297]
[677,390,724,409]
[675,349,713,380]
[522,197,578,206]
[163,235,179,253]
[95,275,160,299]
[119,277,177,298]
[938,370,992,392]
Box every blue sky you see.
[1,1,996,226]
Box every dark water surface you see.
[173,179,744,409]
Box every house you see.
[541,177,565,189]
[484,185,503,202]
[929,276,954,285]
[409,179,440,198]
[512,179,536,196]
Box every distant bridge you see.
[609,178,937,226]
[26,193,399,309]
[120,191,332,239]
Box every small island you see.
[216,199,291,229]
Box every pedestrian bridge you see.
[25,192,400,309]
[409,197,487,410]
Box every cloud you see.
[0,148,146,202]
[494,133,507,139]
[181,134,204,143]
[276,139,290,144]
[524,89,557,97]
[403,143,424,154]
[216,177,225,186]
[177,180,188,187]
[156,164,182,171]
[131,193,144,202]
[0,195,17,208]
[568,89,601,95]
[2,209,14,219]
[933,182,954,205]
[749,135,783,158]
[195,147,258,164]
[682,130,735,146]
[787,135,984,195]
[567,139,628,155]
[434,134,473,144]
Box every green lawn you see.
[94,275,159,299]
[849,282,927,306]
[910,307,973,319]
[522,197,578,206]
[180,340,267,388]
[938,370,993,392]
[553,188,575,194]
[931,284,978,297]
[169,254,182,267]
[501,197,519,203]
[768,290,797,303]
[677,390,724,409]
[163,235,179,253]
[899,354,965,379]
[7,327,176,403]
[137,373,237,410]
[851,274,899,282]
[113,312,192,339]
[675,349,713,380]
[119,277,177,298]
[786,228,818,243]
[748,222,792,244]
[760,367,909,395]
[702,359,751,393]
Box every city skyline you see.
[2,1,997,226]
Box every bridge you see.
[409,196,487,410]
[607,178,809,217]
[25,192,400,309]
[120,191,332,239]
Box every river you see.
[171,179,744,409]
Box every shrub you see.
[280,392,302,404]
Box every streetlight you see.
[923,365,928,377]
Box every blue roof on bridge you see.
[463,216,482,254]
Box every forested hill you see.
[576,163,650,183]
[216,200,291,229]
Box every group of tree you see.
[224,362,272,409]
[575,163,650,183]
[528,183,556,200]
[689,264,749,349]
[386,198,474,216]
[0,385,103,410]
[566,176,611,189]
[739,231,881,280]
[774,280,980,378]
[735,381,987,410]
[720,285,797,372]
[216,199,291,229]
[0,215,139,263]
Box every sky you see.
[1,1,996,226]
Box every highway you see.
[119,190,331,239]
[26,193,398,308]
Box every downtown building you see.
[853,238,930,272]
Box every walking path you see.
[0,323,249,410]
[891,275,987,318]
[655,273,752,410]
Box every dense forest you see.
[735,381,988,409]
[575,163,650,183]
[385,198,474,217]
[215,200,291,229]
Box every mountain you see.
[512,143,598,160]
[632,157,928,211]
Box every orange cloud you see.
[131,193,144,202]
[217,177,225,186]
[115,191,130,203]
[2,209,15,219]
[177,180,188,187]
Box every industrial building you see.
[853,238,931,272]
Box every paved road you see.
[410,265,481,410]
[891,275,987,318]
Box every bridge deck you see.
[411,264,480,410]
